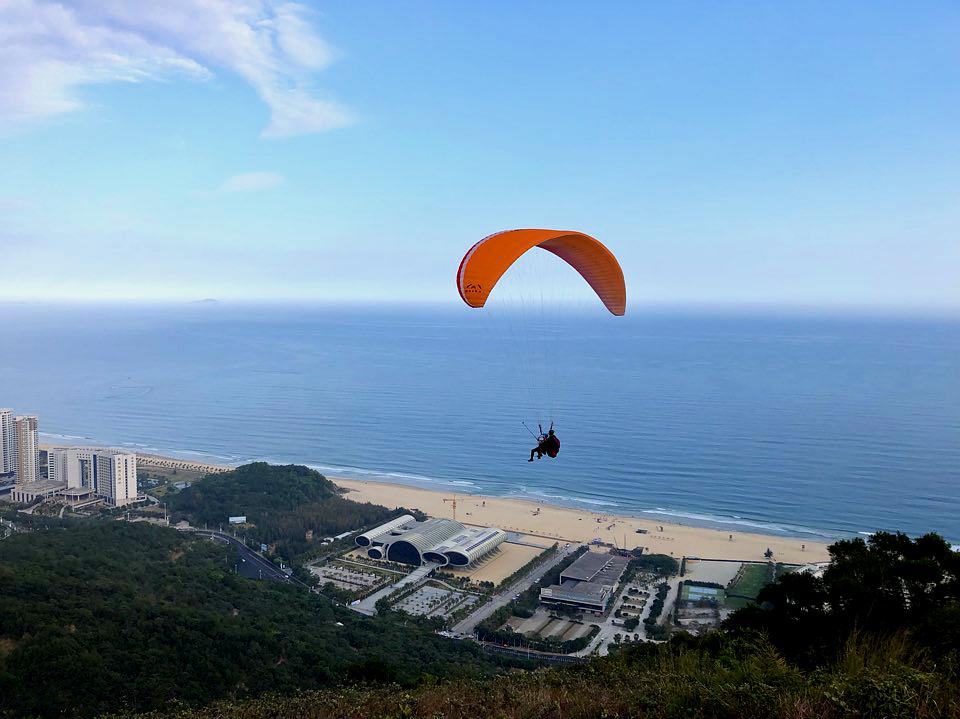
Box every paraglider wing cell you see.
[456,229,626,316]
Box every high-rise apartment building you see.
[47,448,83,488]
[96,452,138,506]
[47,447,138,506]
[0,409,13,475]
[13,415,39,484]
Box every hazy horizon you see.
[3,298,960,321]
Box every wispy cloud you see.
[219,171,284,192]
[0,0,354,137]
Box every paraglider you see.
[456,229,626,462]
[456,229,626,316]
[529,426,561,462]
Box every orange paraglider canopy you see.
[456,229,626,316]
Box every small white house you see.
[228,515,246,525]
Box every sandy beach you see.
[121,449,831,563]
[335,478,831,564]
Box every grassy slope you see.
[725,564,771,609]
[128,636,960,719]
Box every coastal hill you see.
[165,463,408,558]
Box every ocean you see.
[2,302,958,543]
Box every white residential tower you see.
[0,409,13,475]
[13,415,39,484]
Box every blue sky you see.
[1,1,958,310]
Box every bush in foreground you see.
[125,633,959,719]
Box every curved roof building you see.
[445,528,508,566]
[426,528,509,566]
[386,518,465,565]
[357,517,508,567]
[355,514,415,547]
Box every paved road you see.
[193,530,294,584]
[503,532,552,549]
[658,576,683,626]
[577,575,681,656]
[451,543,580,635]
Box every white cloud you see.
[0,0,353,137]
[219,171,284,192]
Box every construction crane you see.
[443,496,458,521]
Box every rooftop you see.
[592,554,630,585]
[16,480,65,492]
[560,551,616,582]
[541,579,610,605]
[49,446,137,457]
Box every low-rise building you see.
[540,551,630,613]
[10,480,64,504]
[540,579,612,612]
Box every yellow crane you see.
[443,496,458,521]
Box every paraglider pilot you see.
[529,428,560,462]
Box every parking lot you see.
[394,583,481,619]
[308,561,391,593]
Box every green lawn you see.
[723,563,770,608]
[140,463,211,498]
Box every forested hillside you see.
[0,522,515,718]
[2,501,957,719]
[166,463,400,557]
[128,531,960,719]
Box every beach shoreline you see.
[334,477,830,564]
[59,445,832,563]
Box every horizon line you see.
[1,297,959,320]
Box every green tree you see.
[726,531,960,666]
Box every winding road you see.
[192,529,298,584]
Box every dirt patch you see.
[0,638,18,657]
[445,542,546,586]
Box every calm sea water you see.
[1,303,957,542]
